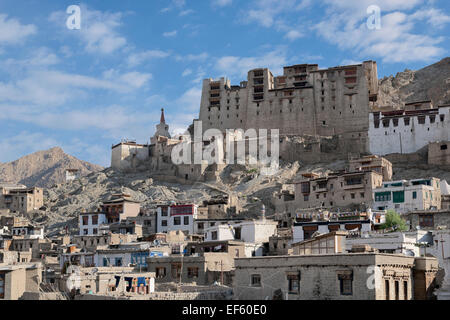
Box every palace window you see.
[251,274,262,287]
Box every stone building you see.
[348,155,393,181]
[0,187,44,214]
[293,170,383,210]
[146,252,235,286]
[372,178,442,213]
[428,141,450,166]
[233,253,438,300]
[404,209,450,230]
[0,263,42,300]
[198,61,378,154]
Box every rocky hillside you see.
[378,57,450,109]
[0,147,103,188]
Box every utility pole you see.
[221,260,224,285]
[440,235,446,259]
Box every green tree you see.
[381,210,408,232]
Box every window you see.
[360,193,365,198]
[161,220,167,227]
[338,272,353,295]
[235,249,240,258]
[184,216,190,225]
[395,281,399,300]
[419,215,434,228]
[115,258,123,267]
[412,191,417,199]
[287,273,300,294]
[198,223,204,230]
[103,258,110,267]
[441,144,448,150]
[156,267,166,278]
[211,231,218,240]
[91,215,98,225]
[351,193,355,199]
[404,281,408,300]
[385,280,390,300]
[234,227,242,240]
[82,216,89,226]
[187,267,199,278]
[174,217,181,225]
[161,207,168,217]
[171,264,182,279]
[251,274,261,287]
[93,228,98,235]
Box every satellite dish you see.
[153,239,161,246]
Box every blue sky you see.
[0,0,449,166]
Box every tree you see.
[381,210,408,232]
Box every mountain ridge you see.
[0,146,103,188]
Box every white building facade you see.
[79,212,108,236]
[369,105,450,156]
[156,204,198,234]
[372,178,441,214]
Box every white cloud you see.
[182,69,193,77]
[284,30,303,41]
[0,69,151,107]
[176,87,202,112]
[49,6,127,54]
[0,132,59,163]
[242,0,311,28]
[127,50,171,67]
[163,30,178,37]
[215,48,288,78]
[179,9,195,16]
[212,0,233,7]
[175,52,209,62]
[313,1,447,63]
[0,14,36,45]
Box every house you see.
[203,218,278,256]
[404,209,450,230]
[294,170,383,210]
[0,263,42,300]
[372,178,442,213]
[95,242,171,269]
[58,266,155,296]
[156,204,198,234]
[79,211,107,236]
[348,155,393,181]
[193,218,244,235]
[268,228,293,256]
[102,194,141,224]
[292,210,384,243]
[147,252,235,286]
[11,225,44,239]
[0,187,44,215]
[233,253,438,300]
[345,230,432,256]
[291,231,347,255]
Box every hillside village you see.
[1,58,450,300]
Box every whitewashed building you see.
[79,212,108,236]
[203,219,278,256]
[372,178,441,214]
[369,104,450,156]
[345,230,432,256]
[156,204,198,234]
